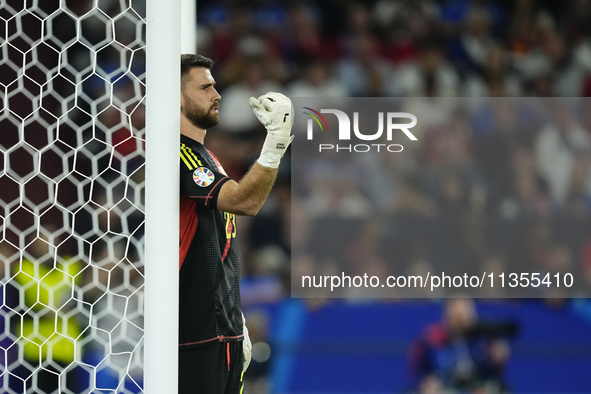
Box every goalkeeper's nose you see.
[213,88,221,101]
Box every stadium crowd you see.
[187,1,591,302]
[191,0,591,392]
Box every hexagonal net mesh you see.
[1,0,146,392]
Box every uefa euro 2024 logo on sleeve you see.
[302,107,418,153]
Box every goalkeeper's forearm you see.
[215,91,292,216]
[216,162,278,216]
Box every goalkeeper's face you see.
[181,67,221,130]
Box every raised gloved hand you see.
[242,312,252,372]
[249,92,294,168]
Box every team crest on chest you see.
[193,167,215,187]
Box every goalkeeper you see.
[178,54,293,394]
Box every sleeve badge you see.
[193,167,215,187]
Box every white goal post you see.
[144,0,180,392]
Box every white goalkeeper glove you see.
[242,312,252,372]
[249,92,294,169]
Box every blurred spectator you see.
[537,30,590,96]
[408,298,513,394]
[543,243,574,274]
[303,172,373,217]
[439,0,506,36]
[464,43,523,96]
[218,55,282,134]
[535,103,591,206]
[393,40,460,97]
[388,176,437,217]
[373,0,439,65]
[363,149,418,211]
[562,152,591,216]
[422,112,484,212]
[501,170,550,218]
[287,58,346,97]
[480,253,508,298]
[541,243,575,300]
[301,148,373,217]
[283,3,341,64]
[524,219,554,269]
[473,101,520,208]
[199,5,246,65]
[336,32,394,96]
[241,246,288,308]
[449,6,497,76]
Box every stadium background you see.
[193,0,591,393]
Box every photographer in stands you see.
[408,298,517,394]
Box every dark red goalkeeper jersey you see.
[179,134,243,349]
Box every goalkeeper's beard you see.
[182,95,220,130]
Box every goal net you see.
[1,0,147,392]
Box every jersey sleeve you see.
[180,146,231,209]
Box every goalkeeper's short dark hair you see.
[181,54,214,88]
